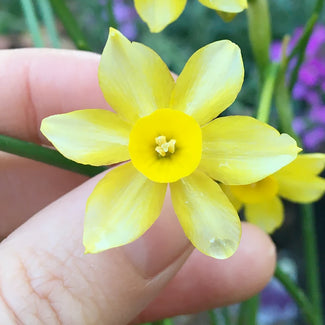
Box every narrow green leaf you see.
[208,309,218,325]
[20,0,44,47]
[0,134,106,177]
[238,295,259,325]
[107,0,119,29]
[222,307,231,325]
[275,265,316,324]
[49,0,91,51]
[36,0,61,48]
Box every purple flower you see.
[310,106,325,123]
[100,0,138,40]
[272,25,325,152]
[303,127,325,150]
[259,279,298,324]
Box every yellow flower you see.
[134,0,248,33]
[41,28,299,258]
[222,154,325,234]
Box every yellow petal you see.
[230,176,279,204]
[170,170,241,259]
[198,0,247,13]
[99,28,175,124]
[220,184,243,211]
[275,153,325,176]
[216,11,237,22]
[170,40,244,125]
[41,109,131,166]
[84,163,167,253]
[200,116,300,185]
[134,0,187,33]
[273,154,325,203]
[245,196,284,234]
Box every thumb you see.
[0,169,192,325]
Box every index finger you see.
[0,48,110,143]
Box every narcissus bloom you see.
[134,0,248,33]
[41,28,299,258]
[222,154,325,234]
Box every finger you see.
[0,152,86,240]
[0,48,108,143]
[135,223,276,323]
[0,167,276,324]
[0,49,175,237]
[0,49,105,233]
[0,169,192,325]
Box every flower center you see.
[155,136,176,157]
[231,176,279,204]
[128,109,202,183]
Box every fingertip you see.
[138,222,277,321]
[235,222,277,295]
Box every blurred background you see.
[0,0,324,324]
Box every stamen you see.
[155,146,166,157]
[161,142,169,152]
[168,139,176,153]
[155,136,176,157]
[155,136,166,146]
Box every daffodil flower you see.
[222,154,325,234]
[41,28,299,258]
[134,0,248,33]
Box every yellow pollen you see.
[155,136,176,157]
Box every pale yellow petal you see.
[273,154,325,203]
[134,0,187,33]
[276,176,325,203]
[170,170,241,259]
[245,196,284,234]
[216,11,237,22]
[220,184,243,211]
[99,28,175,123]
[41,109,131,166]
[200,116,300,185]
[198,0,247,13]
[170,40,244,125]
[275,153,325,177]
[84,163,167,253]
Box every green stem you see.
[274,265,316,324]
[221,307,231,325]
[288,0,324,92]
[37,0,61,48]
[274,69,301,144]
[256,63,279,122]
[208,309,218,325]
[246,0,272,81]
[20,0,44,47]
[274,34,323,322]
[301,204,323,325]
[49,0,91,51]
[0,134,106,177]
[237,295,259,325]
[288,14,318,92]
[107,0,119,29]
[151,320,173,325]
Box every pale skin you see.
[0,49,276,324]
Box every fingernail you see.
[123,191,192,278]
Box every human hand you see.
[0,49,276,324]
